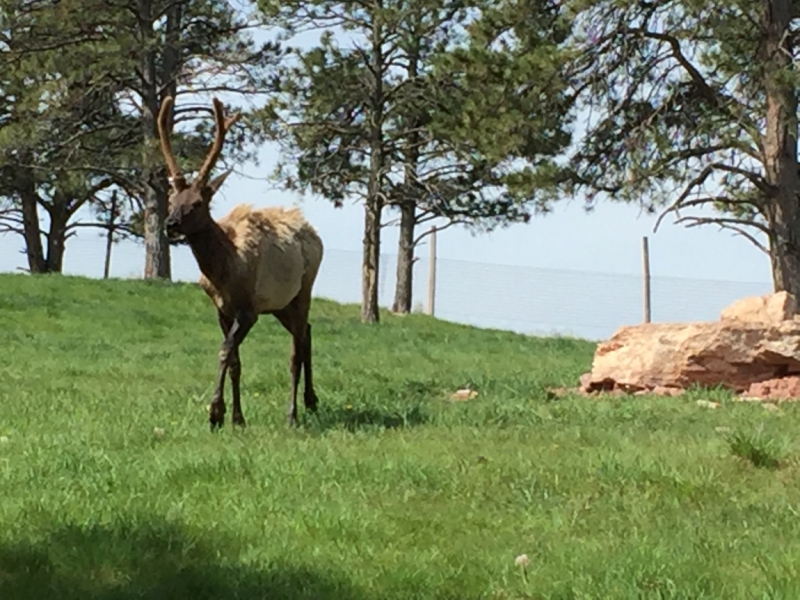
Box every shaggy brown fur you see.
[156,96,324,428]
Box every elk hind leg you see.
[287,335,303,426]
[290,288,317,412]
[274,304,306,426]
[302,323,318,412]
[229,346,246,427]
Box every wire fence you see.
[0,234,773,340]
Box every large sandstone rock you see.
[581,292,800,395]
[720,290,797,323]
[746,375,800,401]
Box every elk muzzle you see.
[165,217,180,239]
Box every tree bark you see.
[139,0,171,280]
[391,34,421,314]
[44,194,69,273]
[392,201,415,313]
[762,0,800,296]
[362,200,381,322]
[18,173,47,273]
[362,5,384,323]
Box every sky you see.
[0,135,774,284]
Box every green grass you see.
[1,273,800,599]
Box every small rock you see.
[579,372,593,391]
[733,395,762,402]
[451,388,478,401]
[696,400,720,409]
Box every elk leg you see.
[302,323,318,412]
[229,346,245,427]
[210,311,232,430]
[274,305,306,427]
[210,310,255,431]
[287,333,303,426]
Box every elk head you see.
[156,96,241,239]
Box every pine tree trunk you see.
[362,200,381,323]
[142,183,171,279]
[19,181,46,273]
[391,34,420,315]
[762,0,800,297]
[392,201,415,313]
[361,7,384,323]
[44,199,69,273]
[139,0,171,280]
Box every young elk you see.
[156,96,324,429]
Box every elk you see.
[156,96,324,429]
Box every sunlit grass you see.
[1,273,799,599]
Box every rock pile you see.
[579,291,800,401]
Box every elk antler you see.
[156,96,188,193]
[195,97,241,187]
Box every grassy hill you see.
[0,273,799,599]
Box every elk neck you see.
[184,219,236,289]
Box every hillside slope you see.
[0,274,799,599]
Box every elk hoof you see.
[209,402,225,431]
[304,391,319,412]
[232,414,247,428]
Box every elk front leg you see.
[210,310,255,431]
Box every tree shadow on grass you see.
[304,403,429,433]
[0,519,369,600]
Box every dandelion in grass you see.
[514,553,530,584]
[153,427,165,438]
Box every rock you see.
[696,399,721,409]
[630,386,684,397]
[580,319,800,395]
[720,291,797,324]
[579,372,593,390]
[450,388,478,401]
[746,375,800,401]
[579,293,800,398]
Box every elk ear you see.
[206,169,233,197]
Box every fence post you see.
[103,190,118,279]
[642,236,651,323]
[427,226,437,316]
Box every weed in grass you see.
[726,426,787,469]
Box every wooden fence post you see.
[642,236,651,323]
[427,226,437,316]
